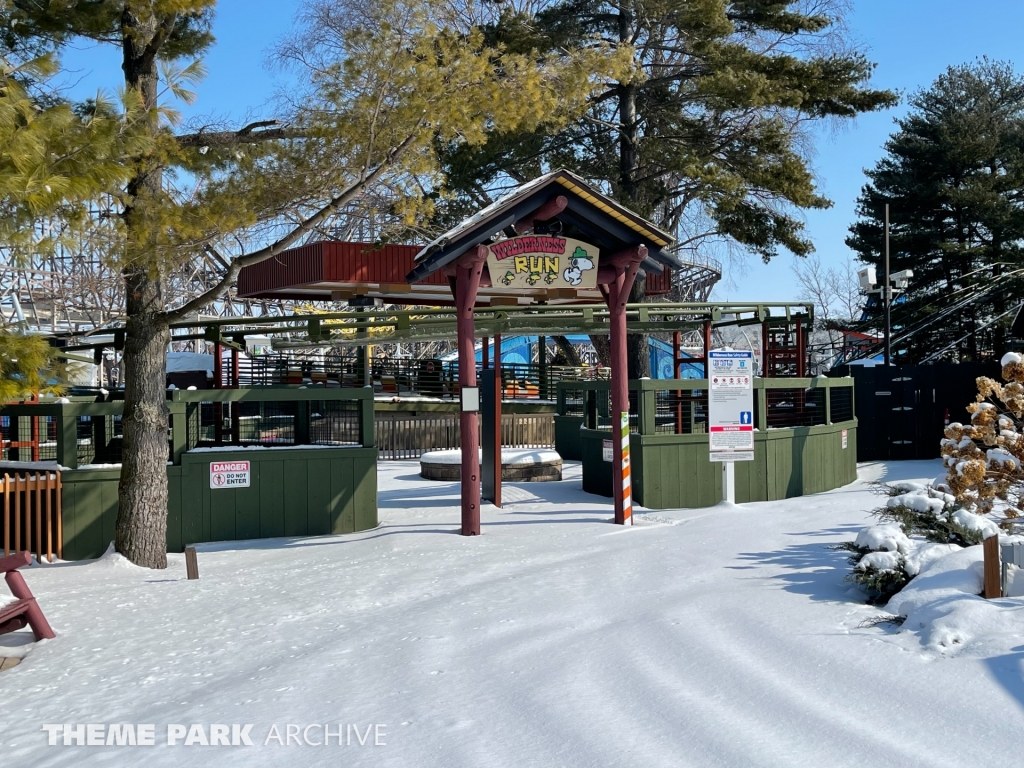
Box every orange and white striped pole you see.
[620,410,633,524]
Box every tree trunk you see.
[116,270,170,568]
[617,0,649,380]
[590,334,611,366]
[551,335,582,367]
[617,1,637,202]
[114,4,171,568]
[626,272,649,379]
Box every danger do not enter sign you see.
[210,460,251,489]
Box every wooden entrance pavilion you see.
[237,169,682,535]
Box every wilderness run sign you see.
[487,236,599,289]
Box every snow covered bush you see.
[940,353,1024,519]
[841,482,995,602]
[841,357,1024,604]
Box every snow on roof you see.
[413,169,677,266]
[414,171,560,263]
[167,352,214,374]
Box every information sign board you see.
[708,350,755,462]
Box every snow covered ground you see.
[1,459,1021,767]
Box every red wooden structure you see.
[1,393,43,462]
[0,551,56,641]
[236,240,673,305]
[762,318,807,377]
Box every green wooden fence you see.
[558,377,857,509]
[2,388,378,559]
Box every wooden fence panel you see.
[375,414,555,460]
[1,472,62,562]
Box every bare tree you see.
[792,253,863,370]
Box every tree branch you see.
[163,131,421,324]
[175,121,304,148]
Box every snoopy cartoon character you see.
[562,246,595,286]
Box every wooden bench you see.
[0,551,55,640]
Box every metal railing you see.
[217,352,608,401]
[375,413,554,460]
[1,388,375,469]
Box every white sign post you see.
[707,350,755,504]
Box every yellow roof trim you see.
[554,177,670,247]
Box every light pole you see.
[857,212,912,366]
[884,203,891,366]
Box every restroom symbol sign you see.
[740,411,752,425]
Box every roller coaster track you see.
[821,264,1024,366]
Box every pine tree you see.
[0,330,70,402]
[1,51,146,401]
[1,0,625,568]
[435,0,896,376]
[847,60,1024,363]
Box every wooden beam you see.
[454,248,488,536]
[513,195,568,234]
[984,534,1001,598]
[546,288,578,300]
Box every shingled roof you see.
[407,169,679,285]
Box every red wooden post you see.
[213,341,222,387]
[454,248,487,535]
[231,346,241,442]
[796,317,806,377]
[492,334,502,508]
[213,341,223,445]
[2,473,9,557]
[603,246,646,525]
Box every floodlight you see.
[891,269,914,289]
[858,266,876,291]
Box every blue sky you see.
[725,0,1024,303]
[56,0,1024,305]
